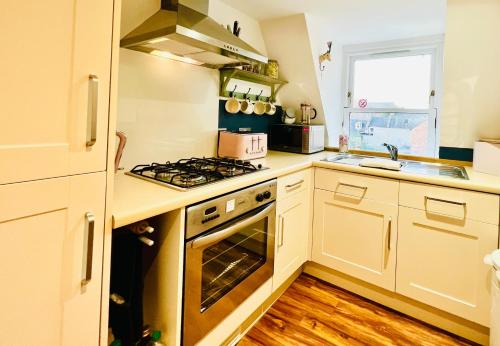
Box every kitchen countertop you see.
[113,151,500,228]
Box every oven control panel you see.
[185,179,277,240]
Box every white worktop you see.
[113,151,500,228]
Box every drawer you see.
[399,182,499,225]
[314,168,399,205]
[277,169,311,200]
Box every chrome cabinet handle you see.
[192,203,275,249]
[278,215,285,248]
[338,182,368,190]
[81,212,95,288]
[387,217,392,251]
[285,179,304,189]
[424,196,466,207]
[86,74,99,147]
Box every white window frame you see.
[341,35,444,157]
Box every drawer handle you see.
[338,182,368,191]
[424,196,466,207]
[81,212,95,288]
[285,179,304,189]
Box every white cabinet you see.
[274,189,310,289]
[273,169,312,290]
[0,172,106,344]
[0,0,114,184]
[312,169,399,291]
[396,182,499,326]
[312,188,399,291]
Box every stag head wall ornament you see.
[319,41,333,71]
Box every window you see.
[343,39,442,157]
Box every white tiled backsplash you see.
[117,49,219,170]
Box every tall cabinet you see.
[0,0,116,344]
[0,0,114,183]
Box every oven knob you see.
[255,193,264,202]
[263,191,271,199]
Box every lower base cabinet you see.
[312,188,398,291]
[273,189,310,290]
[0,172,106,345]
[396,206,498,326]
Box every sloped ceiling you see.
[221,0,446,44]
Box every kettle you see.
[300,103,317,124]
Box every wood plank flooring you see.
[239,274,475,346]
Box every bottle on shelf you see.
[147,330,165,346]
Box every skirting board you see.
[304,262,489,345]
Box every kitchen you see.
[1,0,500,345]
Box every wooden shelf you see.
[219,68,288,101]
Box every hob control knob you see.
[263,191,271,199]
[255,193,264,202]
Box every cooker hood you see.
[120,0,268,68]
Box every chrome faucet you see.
[383,143,399,161]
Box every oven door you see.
[183,202,275,346]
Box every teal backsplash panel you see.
[218,100,282,133]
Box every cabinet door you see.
[273,190,310,290]
[0,0,113,184]
[0,172,106,345]
[312,189,398,291]
[396,207,497,326]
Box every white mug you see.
[254,100,266,115]
[240,99,254,114]
[225,96,240,114]
[265,102,276,115]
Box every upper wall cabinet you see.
[0,0,114,184]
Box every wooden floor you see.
[239,274,474,346]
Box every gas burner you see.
[127,157,266,191]
[179,173,204,184]
[155,168,182,180]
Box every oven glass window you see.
[200,218,267,312]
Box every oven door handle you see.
[191,203,275,250]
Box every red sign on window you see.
[358,99,368,108]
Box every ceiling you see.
[219,0,446,44]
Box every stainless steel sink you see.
[322,154,469,180]
[400,160,469,180]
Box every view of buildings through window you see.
[344,47,440,157]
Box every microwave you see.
[269,124,325,154]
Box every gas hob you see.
[126,157,265,191]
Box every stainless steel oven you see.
[183,180,276,346]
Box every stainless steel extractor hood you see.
[121,0,268,69]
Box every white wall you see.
[117,0,267,169]
[304,15,344,147]
[259,15,327,136]
[303,11,446,147]
[441,0,500,147]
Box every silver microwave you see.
[269,124,325,154]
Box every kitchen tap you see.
[383,143,399,161]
